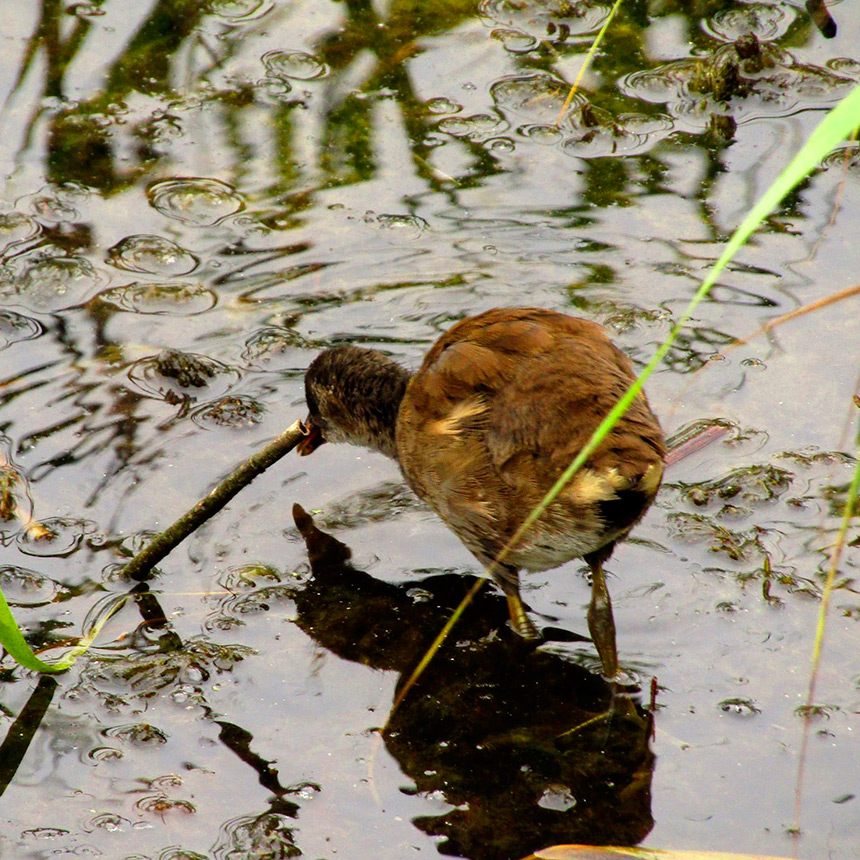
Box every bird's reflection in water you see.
[291,504,654,860]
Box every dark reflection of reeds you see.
[0,675,58,798]
[14,0,833,216]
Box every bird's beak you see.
[296,419,325,456]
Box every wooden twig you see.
[122,419,307,582]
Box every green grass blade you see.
[390,84,860,714]
[554,0,623,126]
[0,587,72,673]
[496,83,860,565]
[0,586,130,674]
[793,411,860,831]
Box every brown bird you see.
[297,307,665,677]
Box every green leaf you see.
[0,586,130,674]
[0,587,70,673]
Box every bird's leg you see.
[585,549,619,679]
[506,592,541,640]
[491,563,541,640]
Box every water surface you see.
[1,3,858,859]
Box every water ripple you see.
[263,50,329,81]
[0,309,43,348]
[703,2,796,42]
[94,281,216,315]
[207,0,274,23]
[148,177,244,226]
[107,235,199,276]
[2,256,108,312]
[86,746,124,764]
[103,723,168,746]
[191,395,265,429]
[437,112,508,141]
[241,326,306,370]
[623,37,858,124]
[127,350,240,403]
[479,0,611,46]
[493,72,673,157]
[0,211,41,253]
[83,812,132,833]
[425,97,462,115]
[16,517,96,557]
[0,564,67,606]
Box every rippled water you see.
[0,3,858,860]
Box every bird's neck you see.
[340,353,411,460]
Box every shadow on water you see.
[290,503,654,860]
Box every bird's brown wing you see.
[395,308,664,567]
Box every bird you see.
[297,307,665,677]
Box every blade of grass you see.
[386,577,486,722]
[668,282,860,419]
[0,588,130,673]
[386,82,860,722]
[553,0,622,127]
[792,407,860,839]
[730,282,860,348]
